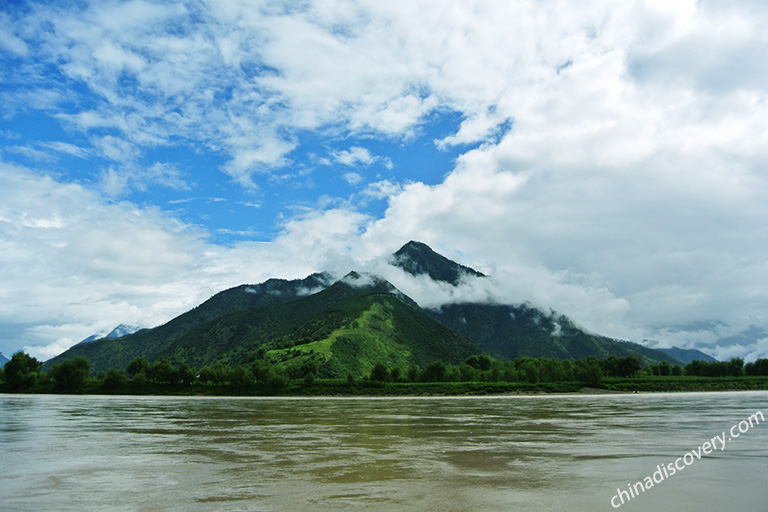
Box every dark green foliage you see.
[3,352,43,391]
[102,369,128,390]
[126,357,149,378]
[199,363,226,385]
[422,360,447,382]
[429,303,681,365]
[685,358,747,377]
[574,357,603,386]
[228,365,254,389]
[600,355,643,377]
[370,362,389,382]
[49,356,91,392]
[466,354,492,371]
[44,273,332,373]
[407,364,420,382]
[149,359,178,384]
[177,363,196,385]
[745,358,768,376]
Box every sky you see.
[2,0,768,362]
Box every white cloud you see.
[343,172,363,186]
[362,180,402,200]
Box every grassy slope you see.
[260,293,483,377]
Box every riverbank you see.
[4,375,768,397]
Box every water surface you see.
[1,392,766,511]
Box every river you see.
[1,391,766,511]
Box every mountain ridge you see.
[46,242,683,374]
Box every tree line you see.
[2,351,767,394]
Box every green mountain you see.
[47,241,682,375]
[391,241,680,365]
[46,272,481,376]
[428,303,681,364]
[392,240,485,285]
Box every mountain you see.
[657,347,717,364]
[391,243,679,365]
[0,352,8,367]
[47,241,681,375]
[46,272,481,375]
[427,303,680,365]
[391,241,485,285]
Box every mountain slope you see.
[428,303,681,364]
[45,272,333,371]
[257,292,482,378]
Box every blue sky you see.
[2,0,768,362]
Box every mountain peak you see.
[391,241,485,285]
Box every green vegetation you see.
[5,352,767,396]
[429,303,682,364]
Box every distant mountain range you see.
[47,241,699,375]
[0,352,9,367]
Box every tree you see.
[658,361,671,376]
[728,358,744,377]
[459,364,477,382]
[250,360,273,383]
[685,360,703,376]
[370,362,389,382]
[102,369,128,391]
[616,356,643,378]
[149,359,178,384]
[126,357,150,378]
[199,364,226,385]
[466,354,492,371]
[228,365,254,389]
[4,352,43,391]
[421,360,447,382]
[406,364,421,382]
[671,364,683,376]
[50,357,91,392]
[575,357,603,386]
[177,363,196,385]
